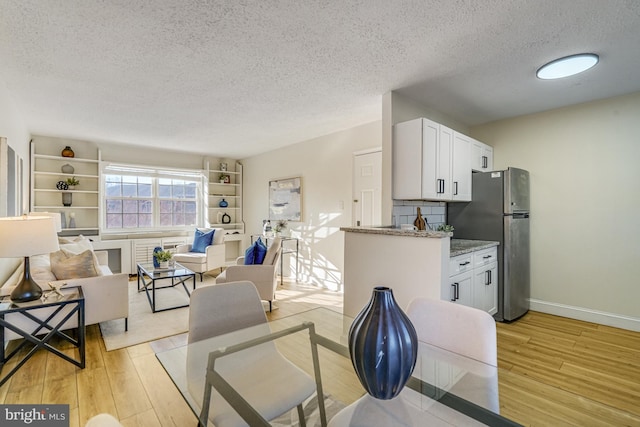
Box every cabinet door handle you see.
[436,179,443,194]
[489,270,492,284]
[455,282,459,300]
[441,179,445,193]
[485,270,490,285]
[454,181,458,195]
[450,283,457,301]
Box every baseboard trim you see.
[529,299,640,332]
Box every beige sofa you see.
[1,238,129,342]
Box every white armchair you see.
[173,227,226,281]
[215,237,282,311]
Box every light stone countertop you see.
[340,226,451,238]
[450,239,499,257]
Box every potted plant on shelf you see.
[153,250,173,269]
[66,176,80,190]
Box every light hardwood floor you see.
[1,281,639,426]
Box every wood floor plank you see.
[102,348,153,419]
[42,374,78,408]
[119,408,162,427]
[76,367,118,425]
[131,353,197,427]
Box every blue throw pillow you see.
[244,237,268,265]
[255,238,268,264]
[244,243,257,265]
[191,229,215,253]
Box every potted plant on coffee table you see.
[154,250,173,269]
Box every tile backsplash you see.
[392,200,446,230]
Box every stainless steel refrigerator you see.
[447,167,530,321]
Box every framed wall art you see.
[269,177,302,221]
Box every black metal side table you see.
[0,286,85,387]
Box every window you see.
[103,164,202,232]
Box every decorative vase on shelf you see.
[348,286,418,400]
[222,213,231,224]
[61,146,75,158]
[62,192,72,207]
[414,207,426,231]
[219,198,228,208]
[61,164,74,174]
[216,211,224,224]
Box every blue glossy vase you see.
[153,246,162,268]
[348,287,418,400]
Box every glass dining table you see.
[155,307,521,426]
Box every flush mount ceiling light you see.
[536,53,599,80]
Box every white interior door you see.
[353,149,382,227]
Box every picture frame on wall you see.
[269,177,302,221]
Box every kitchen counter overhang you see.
[340,226,451,239]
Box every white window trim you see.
[100,162,206,235]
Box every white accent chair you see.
[173,227,226,281]
[186,281,317,427]
[214,236,282,311]
[328,298,498,426]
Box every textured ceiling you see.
[1,1,639,158]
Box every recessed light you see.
[536,53,599,80]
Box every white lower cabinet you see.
[473,261,498,315]
[446,246,498,314]
[448,269,473,307]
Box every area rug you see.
[272,394,345,427]
[99,277,208,351]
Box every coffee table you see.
[137,262,196,312]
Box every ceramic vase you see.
[219,198,228,207]
[62,192,72,207]
[61,146,75,158]
[153,247,162,268]
[348,287,418,400]
[61,164,74,174]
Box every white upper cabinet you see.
[452,132,472,201]
[393,118,475,202]
[393,118,453,201]
[471,139,493,172]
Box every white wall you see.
[0,80,30,283]
[242,121,381,291]
[472,92,640,329]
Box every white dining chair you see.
[328,298,498,426]
[186,280,317,427]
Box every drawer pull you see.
[483,255,492,259]
[459,261,471,266]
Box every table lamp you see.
[0,215,60,302]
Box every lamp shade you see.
[0,215,60,258]
[28,212,63,232]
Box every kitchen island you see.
[341,226,452,317]
[341,226,499,317]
